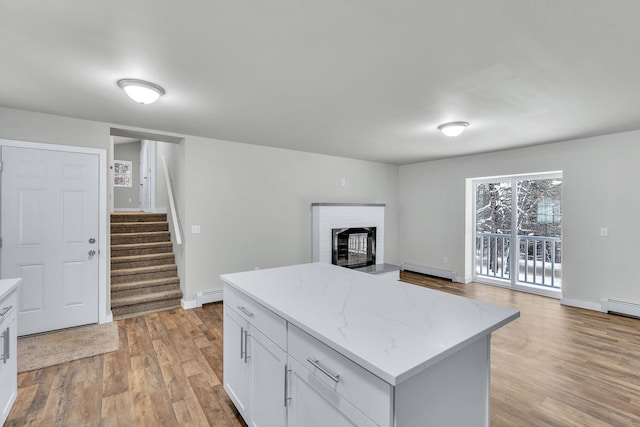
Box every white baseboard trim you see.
[103,312,113,323]
[181,299,197,310]
[456,275,473,284]
[402,262,456,281]
[181,289,224,309]
[153,207,168,214]
[560,298,601,312]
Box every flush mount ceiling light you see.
[437,121,469,137]
[117,79,165,104]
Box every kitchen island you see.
[221,262,519,426]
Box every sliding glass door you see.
[474,172,562,296]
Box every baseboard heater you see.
[600,298,640,319]
[402,262,456,281]
[196,289,223,307]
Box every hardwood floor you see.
[7,272,640,426]
[6,304,246,427]
[401,271,640,426]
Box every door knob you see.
[88,250,96,256]
[89,238,96,244]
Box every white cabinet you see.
[223,307,251,420]
[0,280,19,426]
[286,356,378,427]
[223,286,287,427]
[287,323,391,426]
[248,325,286,427]
[223,283,389,427]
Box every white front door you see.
[1,146,99,335]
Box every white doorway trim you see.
[0,138,110,324]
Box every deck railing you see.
[476,233,561,288]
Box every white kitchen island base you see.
[394,335,491,425]
[221,263,519,427]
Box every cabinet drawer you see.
[288,324,392,426]
[224,285,286,350]
[0,288,17,323]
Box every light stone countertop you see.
[0,278,20,300]
[221,262,519,386]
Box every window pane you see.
[475,182,512,280]
[475,182,512,234]
[516,178,562,287]
[516,179,562,239]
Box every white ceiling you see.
[1,1,639,165]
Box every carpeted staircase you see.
[110,212,182,319]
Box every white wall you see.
[399,130,640,309]
[0,106,110,149]
[0,107,399,305]
[182,136,400,300]
[113,140,141,209]
[12,104,635,311]
[155,140,186,290]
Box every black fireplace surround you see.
[331,227,376,269]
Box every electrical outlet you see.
[442,256,448,264]
[600,227,608,237]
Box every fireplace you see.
[311,203,385,266]
[332,227,376,269]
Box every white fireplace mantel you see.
[311,203,385,265]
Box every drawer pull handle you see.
[5,327,9,364]
[306,358,340,383]
[1,327,8,364]
[237,306,254,317]
[284,365,291,407]
[240,327,245,360]
[239,327,250,363]
[243,329,249,363]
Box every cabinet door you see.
[0,312,17,425]
[249,327,287,427]
[287,357,378,427]
[223,306,251,421]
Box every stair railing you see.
[161,155,183,245]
